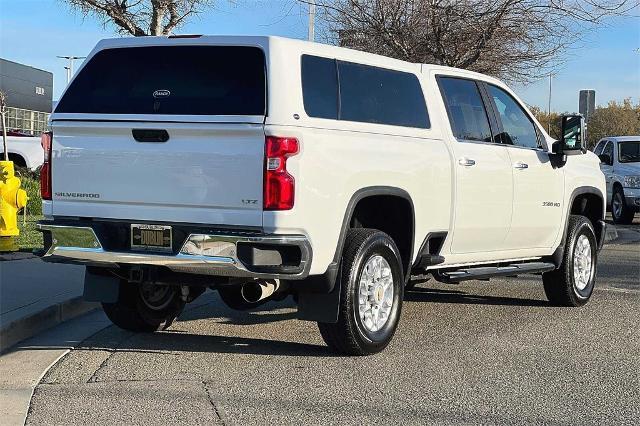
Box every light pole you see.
[308,0,316,42]
[547,73,552,134]
[57,56,86,84]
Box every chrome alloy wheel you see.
[573,234,593,291]
[139,283,174,311]
[613,192,624,219]
[358,255,394,332]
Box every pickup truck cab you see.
[593,136,640,224]
[38,36,606,355]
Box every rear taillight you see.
[264,136,299,210]
[40,131,52,200]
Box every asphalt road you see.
[26,226,639,425]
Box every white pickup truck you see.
[6,135,44,170]
[38,36,606,355]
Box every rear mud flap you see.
[295,264,340,323]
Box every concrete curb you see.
[0,252,38,262]
[0,297,98,354]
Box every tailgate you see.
[49,43,268,227]
[50,121,265,227]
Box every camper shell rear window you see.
[55,46,266,116]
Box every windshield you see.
[618,141,640,163]
[55,46,266,116]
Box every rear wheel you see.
[102,281,185,332]
[318,228,404,355]
[612,187,635,224]
[543,215,597,306]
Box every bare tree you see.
[64,0,215,36]
[308,0,638,83]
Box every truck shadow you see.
[76,329,335,358]
[63,285,546,358]
[176,294,298,324]
[64,296,334,357]
[18,288,550,358]
[404,286,548,307]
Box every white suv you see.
[593,136,640,224]
[38,36,606,355]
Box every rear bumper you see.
[37,223,312,280]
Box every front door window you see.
[488,85,540,149]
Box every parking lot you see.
[20,223,639,425]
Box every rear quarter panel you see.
[264,40,453,275]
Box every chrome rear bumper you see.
[37,223,312,279]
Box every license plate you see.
[131,224,172,252]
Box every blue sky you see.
[1,0,638,112]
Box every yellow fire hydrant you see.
[0,161,28,252]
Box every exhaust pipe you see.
[240,279,280,304]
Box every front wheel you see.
[543,215,597,306]
[102,281,185,332]
[318,228,404,355]
[612,187,635,224]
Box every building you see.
[579,90,596,122]
[0,58,53,135]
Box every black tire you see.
[318,228,404,355]
[217,285,265,311]
[543,215,597,307]
[102,280,185,332]
[611,187,635,225]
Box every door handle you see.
[458,158,476,167]
[513,162,529,170]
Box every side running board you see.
[435,262,556,284]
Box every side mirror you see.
[553,114,586,156]
[598,154,612,165]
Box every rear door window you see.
[55,46,266,115]
[618,141,640,163]
[438,77,493,142]
[337,61,430,128]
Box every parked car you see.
[38,36,606,355]
[593,136,640,224]
[5,135,44,171]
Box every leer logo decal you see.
[153,89,171,98]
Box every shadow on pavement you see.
[215,310,298,325]
[176,294,298,323]
[65,296,333,357]
[77,329,335,357]
[405,286,548,307]
[17,285,550,358]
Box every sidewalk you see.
[0,258,96,352]
[0,309,111,425]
